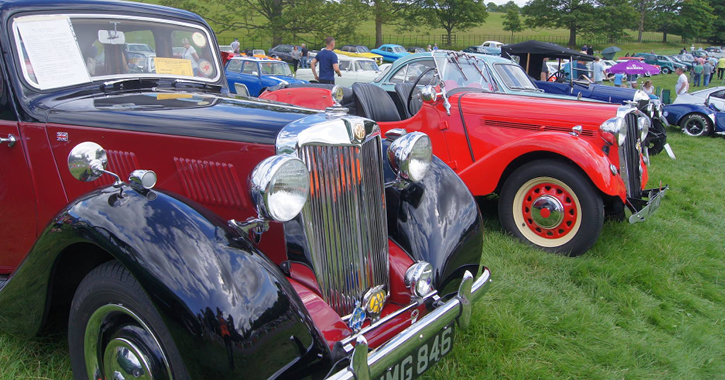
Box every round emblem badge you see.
[192,32,207,47]
[198,59,214,77]
[354,123,366,141]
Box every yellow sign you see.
[154,57,193,76]
[156,94,193,100]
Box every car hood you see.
[47,91,318,145]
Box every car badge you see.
[363,285,387,322]
[56,132,68,142]
[348,301,366,332]
[354,122,366,141]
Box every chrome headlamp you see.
[250,155,310,222]
[633,90,649,103]
[637,116,651,141]
[599,117,626,146]
[387,132,432,182]
[405,262,434,297]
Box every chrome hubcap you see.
[103,338,151,380]
[531,195,564,229]
[84,304,171,380]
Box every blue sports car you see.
[664,102,725,137]
[371,44,409,63]
[225,57,306,96]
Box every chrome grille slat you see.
[620,113,642,198]
[299,137,389,316]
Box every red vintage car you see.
[260,53,667,256]
[0,1,491,379]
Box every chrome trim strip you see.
[326,269,491,380]
[628,186,668,224]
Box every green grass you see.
[2,132,724,379]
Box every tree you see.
[502,0,520,10]
[417,0,488,46]
[707,0,725,43]
[630,0,656,42]
[522,0,596,47]
[486,2,499,11]
[502,8,523,41]
[650,0,681,42]
[581,0,636,43]
[672,0,715,42]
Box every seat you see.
[394,83,422,119]
[351,83,400,122]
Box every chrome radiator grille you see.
[298,137,389,316]
[620,112,642,198]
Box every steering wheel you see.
[547,71,564,82]
[407,67,437,117]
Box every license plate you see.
[376,324,455,380]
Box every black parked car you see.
[0,0,492,379]
[268,44,299,63]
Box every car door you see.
[0,71,38,274]
[242,61,263,96]
[225,59,245,93]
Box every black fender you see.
[382,140,484,296]
[0,185,328,379]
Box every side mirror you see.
[68,142,108,182]
[420,85,438,103]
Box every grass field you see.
[1,115,724,378]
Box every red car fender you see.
[456,132,627,202]
[259,87,333,109]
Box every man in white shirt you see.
[230,38,240,54]
[675,67,689,96]
[592,57,605,84]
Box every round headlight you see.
[250,155,310,222]
[638,116,651,140]
[387,132,432,182]
[634,90,649,102]
[330,85,345,105]
[599,117,626,146]
[405,262,434,297]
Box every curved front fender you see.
[664,103,715,125]
[457,132,626,200]
[0,186,328,379]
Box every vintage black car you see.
[0,0,491,379]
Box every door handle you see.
[0,134,16,147]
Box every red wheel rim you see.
[521,181,578,239]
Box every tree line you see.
[154,0,725,48]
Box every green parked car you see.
[634,53,676,74]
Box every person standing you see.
[613,72,623,87]
[300,43,309,69]
[703,60,713,86]
[311,36,341,84]
[642,80,654,95]
[717,56,725,80]
[676,67,689,96]
[291,45,301,73]
[433,43,438,50]
[427,44,432,52]
[230,38,240,54]
[690,44,695,52]
[587,45,594,56]
[181,38,200,76]
[592,57,605,84]
[693,61,703,87]
[540,58,549,81]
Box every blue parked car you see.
[664,103,725,137]
[371,44,409,63]
[225,56,306,96]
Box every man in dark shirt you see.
[301,43,309,68]
[311,37,341,84]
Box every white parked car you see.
[481,40,504,48]
[296,55,382,86]
[673,86,725,111]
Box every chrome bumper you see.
[326,268,491,380]
[629,185,668,224]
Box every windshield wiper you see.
[172,79,223,92]
[446,52,467,81]
[101,78,159,92]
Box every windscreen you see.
[434,53,497,91]
[13,14,220,90]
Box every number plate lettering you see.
[378,324,454,380]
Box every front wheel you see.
[69,261,188,380]
[680,113,713,137]
[498,160,604,256]
[661,67,671,75]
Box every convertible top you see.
[502,40,595,78]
